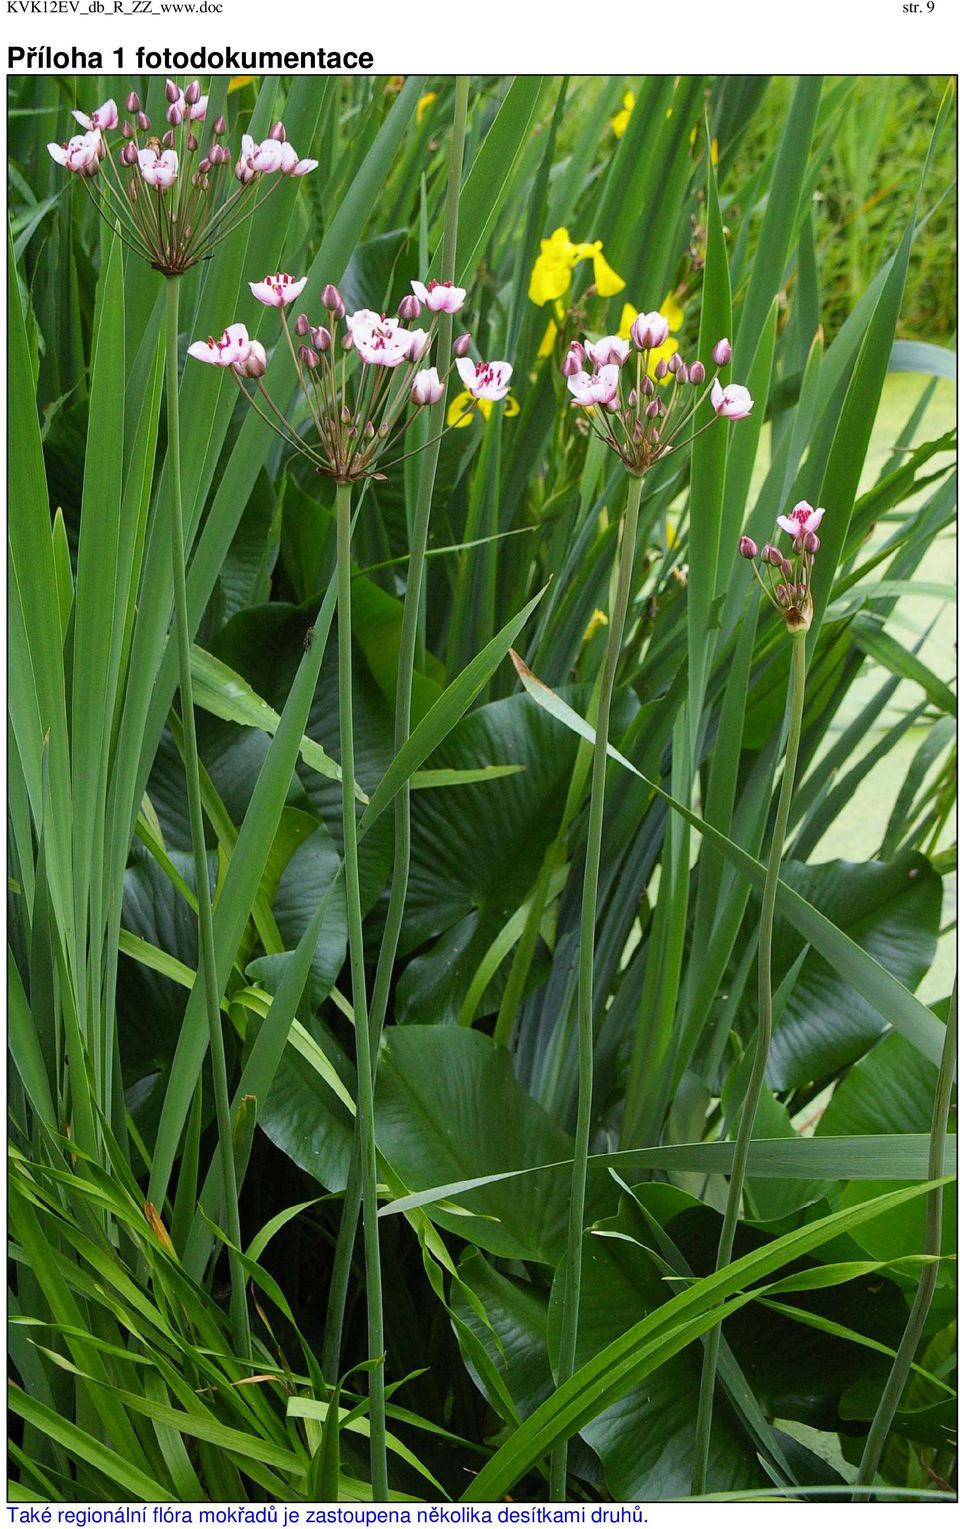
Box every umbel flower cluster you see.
[739,501,825,633]
[562,314,752,474]
[47,83,317,275]
[189,275,512,482]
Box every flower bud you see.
[137,112,151,132]
[363,420,376,438]
[712,337,733,366]
[294,312,311,336]
[187,132,199,153]
[688,360,706,384]
[409,360,443,403]
[639,375,654,396]
[776,584,790,606]
[793,534,805,554]
[675,363,689,384]
[162,130,175,149]
[269,120,286,142]
[649,428,660,445]
[298,345,319,370]
[165,79,181,104]
[739,536,758,560]
[645,400,660,419]
[654,358,668,379]
[312,326,331,352]
[167,104,184,126]
[120,141,139,166]
[184,81,201,106]
[213,115,227,136]
[122,120,134,140]
[453,333,472,358]
[779,558,793,578]
[760,543,781,567]
[240,342,268,378]
[322,283,345,317]
[561,349,582,378]
[126,91,141,113]
[630,311,670,350]
[667,353,682,375]
[398,293,421,321]
[802,531,820,554]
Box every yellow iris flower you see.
[617,292,685,376]
[417,91,437,126]
[447,392,521,429]
[529,227,625,307]
[228,76,256,93]
[610,90,636,139]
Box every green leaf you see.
[462,1179,951,1500]
[358,584,548,837]
[508,653,947,1069]
[190,644,362,797]
[851,615,956,717]
[376,1026,605,1263]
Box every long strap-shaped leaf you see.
[461,1177,950,1501]
[379,1132,954,1222]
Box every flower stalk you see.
[323,73,471,1383]
[549,470,644,1500]
[336,478,389,1500]
[691,625,808,1494]
[164,275,250,1358]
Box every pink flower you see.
[187,323,256,371]
[585,335,631,367]
[630,311,670,350]
[710,378,753,420]
[277,141,318,176]
[405,329,431,363]
[71,98,118,132]
[411,278,467,314]
[777,501,825,538]
[239,134,286,175]
[248,272,308,308]
[566,364,620,408]
[411,367,443,405]
[235,341,268,378]
[240,134,317,178]
[347,311,415,368]
[138,147,178,190]
[456,357,513,402]
[47,132,101,175]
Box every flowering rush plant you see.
[47,82,317,275]
[562,316,752,473]
[189,275,513,481]
[738,501,825,632]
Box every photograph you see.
[6,67,958,1507]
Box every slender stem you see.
[164,277,251,1359]
[856,979,957,1494]
[549,471,644,1501]
[692,630,807,1494]
[323,74,471,1382]
[336,479,389,1500]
